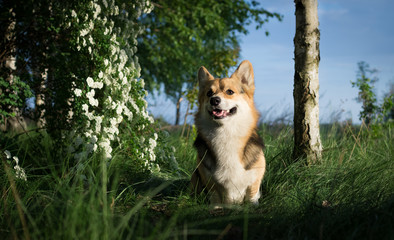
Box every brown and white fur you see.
[191,60,266,205]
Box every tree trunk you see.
[293,0,323,163]
[175,94,183,125]
[35,70,47,128]
[3,8,27,132]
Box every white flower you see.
[99,140,110,149]
[148,115,154,124]
[89,36,94,45]
[98,71,104,78]
[144,1,154,14]
[84,129,93,138]
[95,122,101,133]
[89,98,99,107]
[116,105,122,115]
[110,117,118,126]
[150,152,156,161]
[111,101,117,110]
[111,46,116,55]
[85,111,94,120]
[102,0,108,8]
[99,140,112,159]
[130,99,140,112]
[14,165,27,181]
[80,29,89,37]
[71,10,77,18]
[94,117,102,132]
[86,89,95,98]
[93,3,101,19]
[89,21,94,31]
[94,81,103,89]
[74,88,82,97]
[13,156,19,165]
[105,126,115,135]
[86,89,98,106]
[107,132,115,141]
[149,138,157,148]
[122,77,128,85]
[82,104,89,112]
[87,77,94,87]
[94,116,102,125]
[4,150,11,159]
[123,107,133,121]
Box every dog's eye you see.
[226,89,234,95]
[207,89,214,97]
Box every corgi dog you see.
[191,60,266,205]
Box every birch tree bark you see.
[293,0,322,163]
[35,70,47,128]
[3,8,27,132]
[175,93,183,125]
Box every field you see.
[1,122,393,239]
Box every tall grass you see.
[1,122,393,239]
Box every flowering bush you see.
[2,0,168,173]
[64,0,160,172]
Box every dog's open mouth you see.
[209,107,237,119]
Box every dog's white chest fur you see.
[204,122,258,203]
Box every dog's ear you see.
[198,66,214,86]
[231,60,254,87]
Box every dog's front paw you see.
[210,205,225,216]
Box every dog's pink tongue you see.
[213,109,226,117]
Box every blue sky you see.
[148,0,394,124]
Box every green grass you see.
[1,122,393,239]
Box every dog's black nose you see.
[210,97,221,106]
